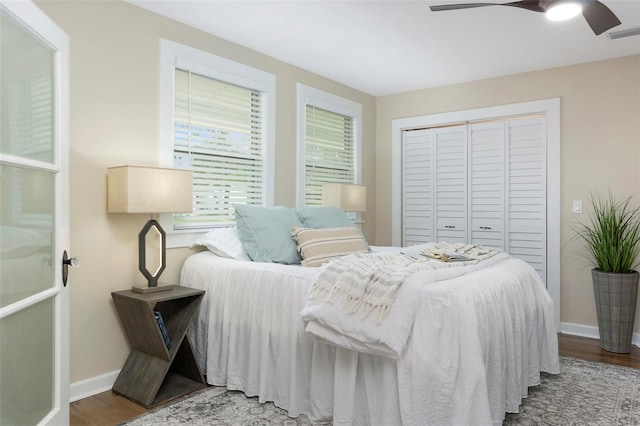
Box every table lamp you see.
[321,183,366,223]
[108,166,192,293]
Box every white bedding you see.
[301,249,508,358]
[181,248,560,425]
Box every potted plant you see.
[572,191,640,353]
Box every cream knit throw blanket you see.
[307,242,501,323]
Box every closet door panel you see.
[402,129,434,245]
[435,126,467,243]
[400,113,548,283]
[507,116,546,281]
[469,121,505,248]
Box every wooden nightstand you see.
[111,285,206,407]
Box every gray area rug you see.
[121,386,312,426]
[122,357,640,425]
[503,356,640,425]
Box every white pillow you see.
[190,227,251,261]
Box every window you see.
[9,71,53,163]
[8,71,54,226]
[172,69,264,228]
[159,39,275,245]
[296,84,362,206]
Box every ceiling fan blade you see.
[582,0,621,35]
[429,3,503,11]
[430,1,544,13]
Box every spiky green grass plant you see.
[572,191,640,273]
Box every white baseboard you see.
[70,369,120,402]
[560,322,640,348]
[69,324,640,403]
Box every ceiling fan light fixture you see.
[545,1,583,21]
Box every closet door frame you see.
[391,98,561,330]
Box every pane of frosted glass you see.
[0,298,54,425]
[0,165,54,308]
[0,9,55,163]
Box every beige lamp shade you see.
[107,166,193,214]
[321,183,366,212]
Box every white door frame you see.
[391,98,561,330]
[0,1,70,424]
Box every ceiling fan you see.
[429,0,621,35]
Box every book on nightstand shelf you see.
[154,311,171,349]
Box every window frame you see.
[159,39,276,248]
[295,83,362,207]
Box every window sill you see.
[166,230,205,249]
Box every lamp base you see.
[131,284,175,294]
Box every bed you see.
[0,226,53,306]
[180,206,560,425]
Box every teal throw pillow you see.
[294,206,354,229]
[234,204,303,264]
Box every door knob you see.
[62,250,80,287]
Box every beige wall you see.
[36,0,376,384]
[34,0,640,389]
[375,54,640,330]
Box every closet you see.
[402,115,547,281]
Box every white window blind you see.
[9,71,53,163]
[173,68,264,229]
[304,105,355,205]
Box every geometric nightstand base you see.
[111,286,206,407]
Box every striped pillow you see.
[292,227,368,267]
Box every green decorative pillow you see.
[234,204,303,264]
[294,206,354,229]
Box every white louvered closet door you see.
[400,115,547,283]
[507,116,547,281]
[402,129,434,245]
[434,126,467,243]
[469,121,505,248]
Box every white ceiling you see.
[128,0,640,97]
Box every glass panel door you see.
[0,166,54,308]
[0,2,69,424]
[1,8,54,163]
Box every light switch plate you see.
[572,200,583,214]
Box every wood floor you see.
[70,333,640,426]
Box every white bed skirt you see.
[182,251,559,425]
